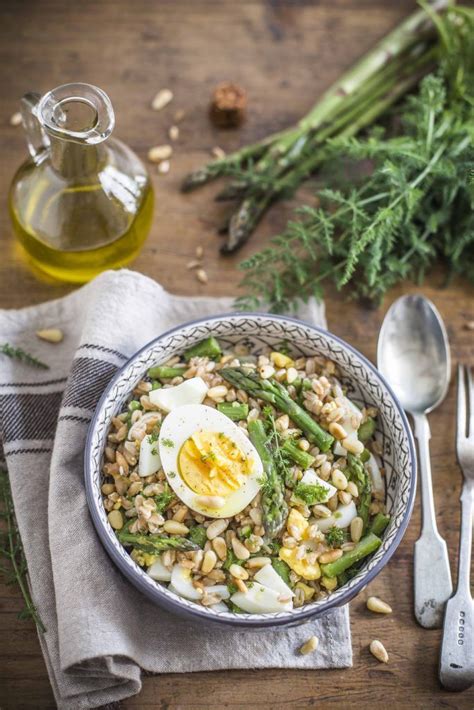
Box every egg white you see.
[158,404,263,518]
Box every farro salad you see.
[101,337,390,614]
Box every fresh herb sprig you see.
[237,6,474,310]
[0,343,49,370]
[0,469,46,632]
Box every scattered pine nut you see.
[367,596,392,614]
[169,125,179,141]
[211,146,226,160]
[36,328,64,343]
[174,108,186,122]
[299,635,319,656]
[186,259,202,270]
[464,320,474,331]
[157,160,170,174]
[151,89,173,111]
[196,268,208,284]
[369,639,389,663]
[147,145,173,164]
[195,245,204,258]
[10,111,22,127]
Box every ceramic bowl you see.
[85,313,416,628]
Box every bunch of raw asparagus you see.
[182,1,449,253]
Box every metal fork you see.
[439,365,474,691]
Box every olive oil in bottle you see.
[9,83,154,283]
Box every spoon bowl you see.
[377,294,451,415]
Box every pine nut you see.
[229,563,249,580]
[201,550,218,575]
[196,269,208,284]
[299,635,319,655]
[108,510,123,530]
[158,160,170,175]
[127,481,143,497]
[172,506,188,523]
[36,328,64,343]
[246,556,271,569]
[101,483,115,495]
[169,125,179,141]
[147,145,173,163]
[331,469,348,490]
[249,507,262,526]
[298,439,310,451]
[232,537,250,560]
[206,518,229,540]
[163,520,189,535]
[350,516,363,543]
[211,146,226,159]
[367,597,393,615]
[259,365,275,379]
[235,579,248,593]
[151,88,173,111]
[207,385,228,401]
[276,414,289,431]
[286,367,298,384]
[319,549,343,564]
[10,111,22,126]
[328,422,347,440]
[338,491,352,505]
[346,481,359,498]
[212,536,227,560]
[319,461,332,480]
[370,639,389,663]
[342,436,364,455]
[313,504,332,518]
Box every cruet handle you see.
[20,92,50,161]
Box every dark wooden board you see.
[0,1,473,707]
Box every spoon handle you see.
[439,480,474,691]
[412,412,452,629]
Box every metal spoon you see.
[378,294,452,628]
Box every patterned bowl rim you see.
[85,312,416,628]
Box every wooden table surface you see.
[1,1,473,708]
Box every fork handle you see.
[439,481,474,691]
[413,412,452,628]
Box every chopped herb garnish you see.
[161,438,174,448]
[293,482,328,505]
[325,526,345,548]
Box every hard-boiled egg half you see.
[158,403,263,518]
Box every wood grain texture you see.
[0,0,473,708]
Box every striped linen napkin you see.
[0,270,351,710]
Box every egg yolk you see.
[178,430,253,498]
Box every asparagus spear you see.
[347,453,372,532]
[358,417,376,442]
[184,336,222,362]
[117,531,199,552]
[368,512,390,536]
[281,438,315,470]
[221,367,334,452]
[217,401,249,421]
[182,2,449,252]
[147,365,186,379]
[248,419,288,539]
[320,533,382,578]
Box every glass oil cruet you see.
[9,83,154,283]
